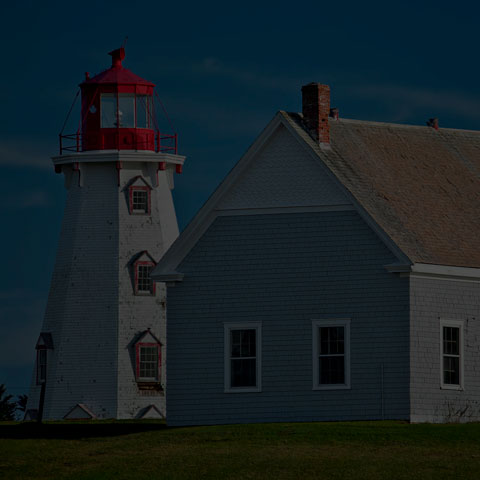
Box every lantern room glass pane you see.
[118,94,135,128]
[136,95,152,129]
[100,94,117,128]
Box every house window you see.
[36,349,47,384]
[136,343,161,382]
[129,186,150,214]
[312,319,350,390]
[135,262,155,295]
[224,323,261,393]
[441,319,464,389]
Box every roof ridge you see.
[281,110,480,134]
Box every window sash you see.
[224,323,261,392]
[136,264,154,294]
[230,329,256,388]
[118,94,135,128]
[441,322,463,388]
[138,345,159,380]
[312,319,350,390]
[136,95,152,129]
[132,189,148,213]
[100,93,117,128]
[37,349,47,384]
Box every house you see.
[152,83,480,426]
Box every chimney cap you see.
[329,108,339,120]
[426,118,439,130]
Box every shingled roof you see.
[282,111,480,268]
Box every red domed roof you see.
[80,47,154,87]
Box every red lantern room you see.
[59,47,177,155]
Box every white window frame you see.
[440,319,464,390]
[312,318,351,390]
[224,322,262,393]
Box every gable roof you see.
[282,112,480,268]
[152,110,480,277]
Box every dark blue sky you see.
[1,0,479,398]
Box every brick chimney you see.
[301,83,330,143]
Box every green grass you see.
[1,420,480,479]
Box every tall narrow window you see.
[118,94,135,127]
[312,319,350,390]
[134,330,163,389]
[441,320,464,389]
[100,93,117,127]
[138,345,160,381]
[135,262,155,295]
[129,183,151,215]
[136,95,152,129]
[36,349,47,384]
[224,323,261,392]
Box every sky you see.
[0,0,479,400]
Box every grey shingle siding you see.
[166,211,409,426]
[410,276,480,422]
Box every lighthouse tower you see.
[26,48,185,420]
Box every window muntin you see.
[139,345,159,380]
[36,349,47,384]
[100,93,117,127]
[231,329,256,388]
[224,323,261,392]
[441,320,464,389]
[136,95,152,129]
[319,326,345,384]
[132,189,148,213]
[312,319,350,390]
[129,185,150,215]
[118,94,135,127]
[136,263,154,294]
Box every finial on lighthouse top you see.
[108,47,125,68]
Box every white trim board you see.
[387,262,480,282]
[215,205,355,216]
[53,151,186,165]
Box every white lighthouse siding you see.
[116,164,177,419]
[410,276,480,422]
[28,163,120,419]
[27,155,180,419]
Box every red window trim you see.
[36,348,47,385]
[134,260,156,295]
[129,185,151,215]
[135,342,162,382]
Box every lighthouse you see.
[26,47,185,420]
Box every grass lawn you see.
[1,420,480,479]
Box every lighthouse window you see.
[136,95,152,129]
[100,94,117,128]
[36,349,47,384]
[133,189,148,213]
[129,186,150,214]
[139,345,160,380]
[118,94,135,128]
[136,263,155,295]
